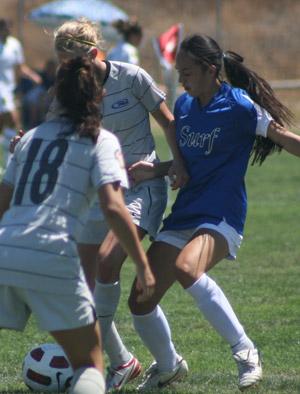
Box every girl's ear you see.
[90,47,98,59]
[209,64,217,76]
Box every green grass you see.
[1,128,300,393]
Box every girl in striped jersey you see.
[44,18,189,391]
[0,57,154,394]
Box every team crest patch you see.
[112,98,129,109]
[115,149,125,169]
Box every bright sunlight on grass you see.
[0,120,300,393]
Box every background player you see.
[0,56,154,394]
[0,18,41,165]
[128,34,300,391]
[107,18,143,65]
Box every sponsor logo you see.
[112,98,129,109]
[56,372,62,390]
[179,126,221,155]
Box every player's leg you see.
[97,181,168,391]
[174,226,262,390]
[78,218,143,392]
[128,241,188,391]
[94,226,146,391]
[51,323,105,394]
[26,285,105,394]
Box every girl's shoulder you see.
[175,92,193,110]
[227,84,254,110]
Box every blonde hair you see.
[54,18,105,57]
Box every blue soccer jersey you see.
[162,82,272,235]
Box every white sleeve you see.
[91,130,129,189]
[253,102,273,137]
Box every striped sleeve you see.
[132,67,166,112]
[91,130,129,189]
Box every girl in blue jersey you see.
[128,34,300,391]
[0,57,155,394]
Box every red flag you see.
[152,24,183,70]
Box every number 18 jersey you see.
[0,117,127,294]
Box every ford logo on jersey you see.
[112,98,129,109]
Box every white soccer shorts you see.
[0,284,96,331]
[78,179,168,245]
[155,220,243,260]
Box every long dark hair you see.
[55,57,102,142]
[180,34,293,165]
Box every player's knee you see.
[174,256,196,284]
[96,248,118,279]
[128,290,158,315]
[97,259,121,283]
[128,290,140,314]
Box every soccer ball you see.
[22,343,73,392]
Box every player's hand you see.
[9,129,25,153]
[168,158,189,190]
[127,161,155,185]
[135,264,155,303]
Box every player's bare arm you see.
[128,160,172,184]
[267,120,300,157]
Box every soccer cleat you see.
[233,348,262,391]
[137,357,188,391]
[106,354,142,392]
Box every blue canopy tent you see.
[28,0,128,40]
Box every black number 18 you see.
[14,138,68,205]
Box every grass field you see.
[0,122,300,393]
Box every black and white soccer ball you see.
[22,343,73,392]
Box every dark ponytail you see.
[223,51,293,164]
[55,57,102,142]
[112,18,142,42]
[180,34,293,165]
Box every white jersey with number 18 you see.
[0,117,128,294]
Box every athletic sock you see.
[94,280,121,342]
[105,322,132,368]
[69,367,105,394]
[93,280,132,366]
[186,274,255,352]
[132,305,178,372]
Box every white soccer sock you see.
[93,280,131,366]
[2,127,16,165]
[105,322,132,368]
[69,367,105,394]
[186,274,255,353]
[94,280,121,343]
[132,306,178,372]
